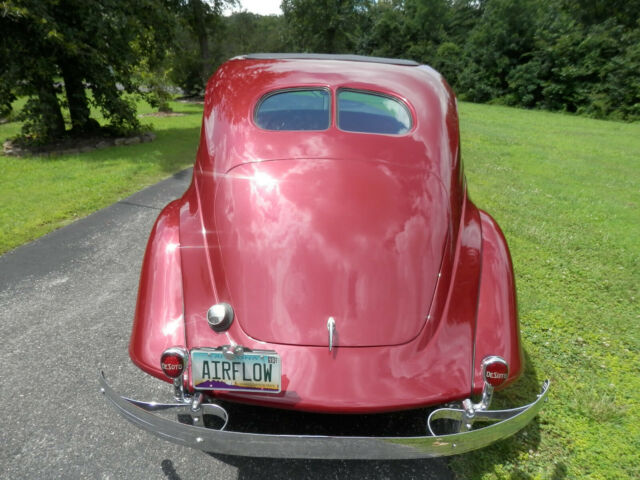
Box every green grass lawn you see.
[1,99,638,479]
[0,99,203,255]
[454,103,639,479]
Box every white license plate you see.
[190,349,281,393]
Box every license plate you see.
[190,349,281,393]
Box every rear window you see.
[337,89,412,135]
[255,89,330,131]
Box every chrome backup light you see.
[207,302,234,332]
[160,347,188,379]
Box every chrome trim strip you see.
[327,317,336,351]
[100,372,548,459]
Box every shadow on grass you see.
[138,109,202,118]
[161,109,202,115]
[135,125,201,175]
[450,349,563,479]
[16,124,203,176]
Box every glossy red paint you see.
[472,210,523,393]
[215,159,448,347]
[129,56,522,413]
[129,200,186,382]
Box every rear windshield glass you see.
[255,89,330,131]
[337,89,412,135]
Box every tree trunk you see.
[190,0,211,88]
[36,77,65,139]
[61,61,92,133]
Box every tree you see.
[496,0,640,119]
[0,0,175,143]
[361,1,410,59]
[219,12,289,59]
[456,0,540,102]
[276,0,640,120]
[1,2,66,139]
[402,0,450,62]
[168,0,237,96]
[559,0,640,29]
[282,0,370,53]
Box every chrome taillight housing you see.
[482,356,509,388]
[474,355,509,411]
[160,347,188,379]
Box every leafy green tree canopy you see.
[0,0,175,143]
[282,0,369,53]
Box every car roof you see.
[240,53,420,67]
[201,55,458,174]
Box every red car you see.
[101,54,548,459]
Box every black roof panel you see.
[241,53,419,67]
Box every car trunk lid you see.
[213,158,449,347]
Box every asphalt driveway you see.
[0,168,452,479]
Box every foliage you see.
[168,0,236,96]
[282,0,370,53]
[0,83,16,119]
[168,19,211,97]
[219,11,289,59]
[457,0,539,103]
[360,0,410,58]
[280,0,640,121]
[440,0,639,120]
[0,0,176,143]
[4,0,638,140]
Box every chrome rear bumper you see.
[99,372,549,459]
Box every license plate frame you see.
[190,348,281,394]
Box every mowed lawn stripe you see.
[0,101,203,255]
[454,102,639,479]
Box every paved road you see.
[0,169,453,479]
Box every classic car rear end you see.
[101,54,548,458]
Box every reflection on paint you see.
[162,315,185,337]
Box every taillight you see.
[482,356,509,388]
[160,347,187,379]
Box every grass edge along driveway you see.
[0,101,203,255]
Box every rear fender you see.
[472,211,523,393]
[129,199,186,382]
